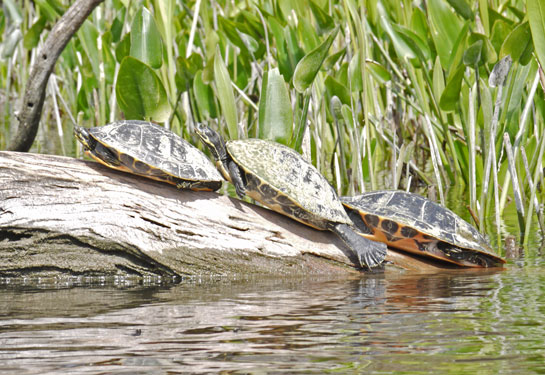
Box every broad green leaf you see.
[366,60,391,85]
[219,16,246,51]
[428,0,463,70]
[325,75,350,106]
[528,0,545,69]
[193,70,217,120]
[446,0,474,20]
[77,21,100,78]
[309,0,334,34]
[130,8,163,69]
[323,49,346,71]
[214,47,238,139]
[447,22,470,75]
[479,0,489,34]
[377,3,417,61]
[115,33,131,63]
[268,16,293,80]
[463,40,483,67]
[116,56,170,121]
[101,33,117,85]
[490,20,511,53]
[394,24,431,61]
[467,33,497,65]
[439,64,465,111]
[297,16,319,51]
[293,26,339,93]
[34,0,63,22]
[348,52,363,92]
[258,68,293,144]
[410,7,429,42]
[480,77,493,131]
[23,16,46,49]
[500,21,532,64]
[432,57,445,105]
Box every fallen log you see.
[0,151,450,278]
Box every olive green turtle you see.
[74,120,223,191]
[341,190,506,267]
[194,124,387,269]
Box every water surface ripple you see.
[1,262,544,374]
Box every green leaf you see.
[130,8,163,69]
[258,68,293,144]
[214,47,239,139]
[23,16,46,49]
[428,0,463,69]
[432,56,445,105]
[446,0,474,20]
[115,33,131,63]
[77,21,100,78]
[439,64,465,111]
[308,0,334,34]
[377,3,417,61]
[528,0,545,69]
[193,70,217,120]
[467,33,497,65]
[366,60,391,85]
[293,26,339,92]
[463,39,483,67]
[34,0,63,22]
[500,21,532,64]
[325,75,351,105]
[116,56,170,121]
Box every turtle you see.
[341,190,506,268]
[194,124,387,269]
[74,120,223,191]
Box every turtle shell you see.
[341,190,505,267]
[77,120,223,191]
[226,139,350,230]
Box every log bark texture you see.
[0,151,449,278]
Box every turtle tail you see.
[330,223,387,269]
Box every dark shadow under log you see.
[0,151,452,278]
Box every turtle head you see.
[74,126,93,151]
[194,123,228,162]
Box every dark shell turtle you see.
[74,120,223,191]
[341,190,506,267]
[194,124,387,269]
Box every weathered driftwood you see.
[0,151,450,278]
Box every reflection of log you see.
[0,151,449,277]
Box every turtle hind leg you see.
[330,223,387,269]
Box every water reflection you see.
[0,265,544,374]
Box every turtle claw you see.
[235,186,246,198]
[330,223,387,269]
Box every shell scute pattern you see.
[343,190,494,253]
[90,120,222,183]
[227,139,350,229]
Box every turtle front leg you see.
[227,160,246,198]
[330,223,387,269]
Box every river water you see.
[1,258,544,374]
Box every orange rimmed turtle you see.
[341,190,506,268]
[74,120,223,191]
